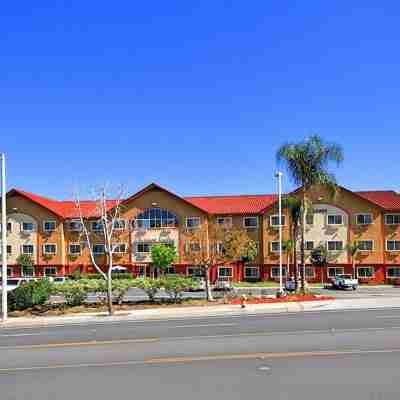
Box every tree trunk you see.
[293,227,298,292]
[205,266,214,301]
[353,258,356,279]
[300,191,306,293]
[107,257,114,316]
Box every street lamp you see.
[275,171,284,295]
[1,153,7,322]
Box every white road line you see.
[172,323,236,328]
[0,333,42,337]
[376,315,400,319]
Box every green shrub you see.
[70,273,134,280]
[135,278,162,302]
[11,279,53,311]
[162,275,199,303]
[53,279,104,307]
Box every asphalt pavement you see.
[1,307,400,399]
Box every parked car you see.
[51,276,66,284]
[332,274,358,290]
[214,277,232,291]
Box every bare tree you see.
[185,221,256,301]
[74,185,125,316]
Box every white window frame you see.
[385,214,400,225]
[270,214,286,227]
[386,240,400,252]
[136,242,152,254]
[69,243,82,255]
[305,241,314,251]
[243,216,258,229]
[22,266,35,277]
[328,267,345,277]
[44,267,58,277]
[387,267,400,278]
[188,242,201,253]
[355,214,373,225]
[113,219,126,230]
[357,266,374,278]
[21,221,34,232]
[356,240,374,252]
[93,244,106,255]
[327,240,344,252]
[244,266,260,279]
[270,241,281,253]
[21,244,35,255]
[0,222,12,233]
[216,216,233,227]
[91,220,104,232]
[166,266,176,275]
[218,266,233,278]
[186,216,201,229]
[113,243,127,254]
[43,243,57,255]
[271,266,288,278]
[43,220,56,232]
[327,214,343,226]
[306,213,314,225]
[0,244,12,256]
[68,219,83,232]
[187,266,203,277]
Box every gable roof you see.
[355,191,400,211]
[184,194,278,215]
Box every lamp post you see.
[275,171,283,295]
[1,153,7,322]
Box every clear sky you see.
[1,1,399,199]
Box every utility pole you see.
[276,171,284,295]
[1,153,7,322]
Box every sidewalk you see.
[2,296,400,329]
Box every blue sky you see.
[1,1,399,199]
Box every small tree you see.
[151,243,178,276]
[347,242,362,279]
[283,239,295,280]
[75,185,125,316]
[185,221,257,301]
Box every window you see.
[21,244,34,255]
[327,215,343,225]
[45,267,57,276]
[91,221,103,232]
[216,242,225,254]
[22,266,34,277]
[68,220,83,231]
[327,241,343,251]
[357,267,374,278]
[270,215,285,227]
[305,241,314,251]
[387,267,400,278]
[243,217,258,228]
[271,266,288,277]
[43,244,57,255]
[0,244,12,256]
[113,219,126,230]
[113,243,127,254]
[69,243,81,255]
[357,240,373,251]
[305,267,315,278]
[22,222,34,232]
[187,242,201,253]
[270,241,281,253]
[43,220,56,232]
[136,243,151,253]
[328,267,344,277]
[244,266,260,279]
[0,222,12,233]
[93,244,105,255]
[216,217,232,227]
[218,267,233,277]
[166,266,176,275]
[135,208,178,229]
[356,214,373,225]
[306,213,314,225]
[187,266,203,277]
[385,214,400,225]
[386,240,400,251]
[186,217,201,229]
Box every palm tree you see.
[282,196,302,291]
[277,135,344,292]
[347,242,361,279]
[283,239,294,280]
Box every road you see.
[1,308,400,399]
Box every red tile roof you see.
[355,191,400,211]
[184,194,278,215]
